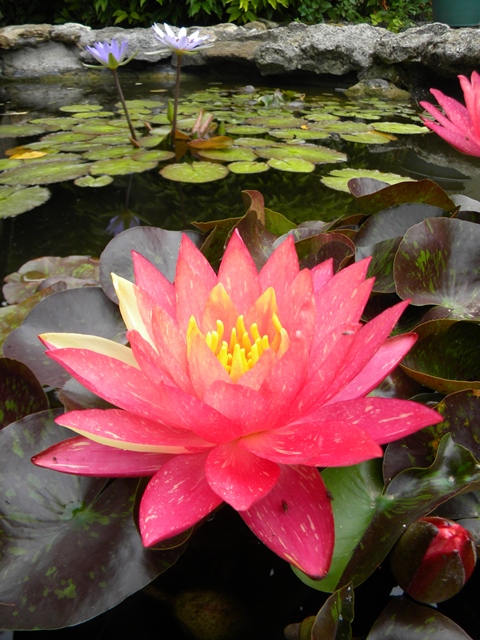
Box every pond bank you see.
[1,21,480,94]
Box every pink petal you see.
[203,381,271,438]
[139,452,223,547]
[241,419,382,466]
[128,329,177,387]
[259,235,299,305]
[132,251,176,319]
[330,333,417,402]
[312,259,373,350]
[186,323,232,399]
[421,117,480,157]
[32,436,172,476]
[47,347,183,426]
[428,89,470,131]
[201,283,240,337]
[310,258,334,294]
[305,397,442,445]
[205,442,280,510]
[55,409,212,452]
[240,465,334,579]
[277,269,316,345]
[217,230,261,313]
[175,234,218,335]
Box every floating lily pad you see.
[233,137,280,148]
[74,175,114,188]
[225,125,267,136]
[257,144,347,164]
[372,122,429,134]
[321,169,413,193]
[340,131,395,143]
[83,145,138,161]
[136,135,168,148]
[29,117,79,130]
[268,129,330,141]
[89,157,158,176]
[267,157,315,173]
[228,161,270,174]
[131,150,175,162]
[59,104,104,113]
[40,131,96,145]
[148,114,170,125]
[0,124,46,138]
[160,162,229,183]
[74,110,115,119]
[73,122,127,135]
[310,121,372,134]
[196,148,257,162]
[0,185,51,217]
[0,161,91,186]
[246,116,307,128]
[0,158,22,171]
[121,99,160,109]
[0,358,48,428]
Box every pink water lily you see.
[33,232,440,578]
[420,71,480,157]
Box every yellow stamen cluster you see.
[206,314,284,382]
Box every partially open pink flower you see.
[33,232,440,578]
[420,71,480,157]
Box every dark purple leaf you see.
[298,233,355,272]
[311,584,354,640]
[0,357,48,428]
[99,226,202,302]
[236,210,277,271]
[0,410,185,630]
[3,288,125,388]
[362,237,401,293]
[367,596,473,640]
[400,319,480,394]
[394,218,480,319]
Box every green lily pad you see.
[0,161,91,186]
[131,150,175,162]
[246,116,307,128]
[322,169,414,193]
[372,122,430,134]
[394,218,480,319]
[0,158,22,171]
[149,114,170,125]
[121,99,160,109]
[257,144,347,164]
[225,125,267,136]
[40,132,96,145]
[311,121,372,134]
[0,124,46,138]
[29,117,79,130]
[59,104,104,113]
[233,137,280,148]
[160,162,229,183]
[74,111,114,119]
[196,148,257,162]
[89,157,158,176]
[267,157,315,173]
[227,161,270,174]
[306,112,339,122]
[136,135,168,148]
[74,175,114,187]
[268,129,330,141]
[83,145,138,161]
[0,185,51,217]
[340,131,395,143]
[73,122,127,135]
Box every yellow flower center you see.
[204,314,284,381]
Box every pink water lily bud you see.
[390,516,477,603]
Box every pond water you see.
[1,71,480,293]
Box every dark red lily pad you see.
[99,226,203,302]
[367,596,474,639]
[0,357,48,428]
[3,288,125,388]
[0,411,185,630]
[394,218,480,319]
[400,319,480,394]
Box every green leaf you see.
[74,175,114,187]
[322,169,413,193]
[294,460,383,593]
[311,584,354,640]
[338,435,480,589]
[228,161,270,174]
[0,124,46,138]
[0,411,185,629]
[90,157,158,176]
[267,157,315,173]
[257,144,347,164]
[372,121,429,134]
[0,160,91,186]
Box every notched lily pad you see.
[227,161,270,174]
[267,157,315,173]
[372,122,429,134]
[160,162,229,183]
[322,169,412,193]
[89,157,158,176]
[0,161,91,186]
[59,104,104,113]
[196,148,257,162]
[74,175,114,187]
[257,144,347,164]
[0,124,46,138]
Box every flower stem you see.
[111,68,138,144]
[171,54,183,149]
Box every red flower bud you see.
[390,516,477,603]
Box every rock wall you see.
[1,21,480,90]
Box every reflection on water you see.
[2,72,480,285]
